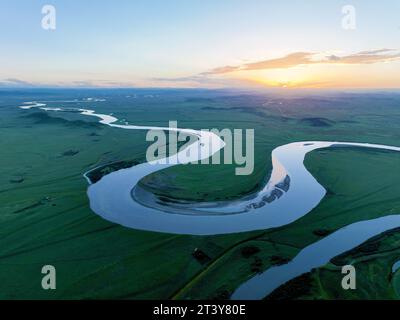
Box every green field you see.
[1,89,400,299]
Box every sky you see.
[1,0,400,89]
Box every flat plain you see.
[1,89,400,299]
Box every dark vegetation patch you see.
[241,245,260,258]
[22,111,102,129]
[210,289,231,300]
[156,196,182,204]
[276,175,291,192]
[313,229,332,237]
[9,176,24,184]
[261,189,283,204]
[192,248,211,265]
[264,273,313,300]
[325,188,337,196]
[269,255,291,266]
[250,256,263,273]
[13,197,52,214]
[61,149,80,157]
[249,202,266,209]
[86,159,142,183]
[300,117,335,127]
[331,227,400,266]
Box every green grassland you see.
[267,227,400,300]
[174,148,400,299]
[1,89,400,299]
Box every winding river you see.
[19,101,400,298]
[231,214,400,299]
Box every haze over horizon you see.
[2,0,400,89]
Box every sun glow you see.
[231,65,321,89]
[228,59,400,89]
[249,72,315,88]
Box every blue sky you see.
[1,0,400,88]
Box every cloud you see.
[204,49,400,74]
[325,52,400,64]
[201,65,241,75]
[357,48,394,55]
[151,75,251,88]
[326,55,342,61]
[0,78,36,87]
[205,52,314,75]
[152,75,209,83]
[244,52,314,71]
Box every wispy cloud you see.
[244,52,314,71]
[325,51,400,64]
[357,48,394,55]
[205,49,400,74]
[152,75,209,83]
[151,75,251,88]
[201,66,241,75]
[0,78,36,87]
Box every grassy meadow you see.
[1,89,400,299]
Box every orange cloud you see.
[326,52,400,64]
[205,49,400,74]
[244,52,314,70]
